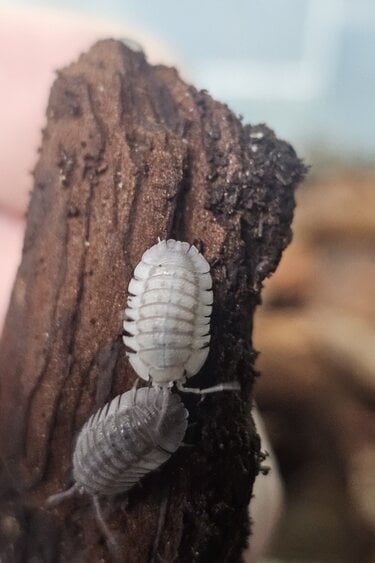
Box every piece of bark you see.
[0,40,306,562]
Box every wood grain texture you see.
[0,40,306,562]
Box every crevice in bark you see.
[168,151,192,241]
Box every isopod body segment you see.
[123,239,213,385]
[72,387,188,496]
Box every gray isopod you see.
[47,386,188,556]
[48,386,188,502]
[73,386,188,496]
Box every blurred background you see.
[1,1,374,562]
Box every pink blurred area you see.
[0,214,24,329]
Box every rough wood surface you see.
[0,40,306,562]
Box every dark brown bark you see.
[0,40,306,562]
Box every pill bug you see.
[123,239,213,387]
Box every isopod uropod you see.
[123,239,239,395]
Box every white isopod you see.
[123,239,212,385]
[123,239,238,395]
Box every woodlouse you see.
[48,386,188,502]
[47,387,188,561]
[47,386,188,556]
[73,386,188,496]
[123,239,239,395]
[123,239,212,384]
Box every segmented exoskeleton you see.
[72,386,188,496]
[123,239,239,395]
[47,386,188,556]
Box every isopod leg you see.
[46,483,78,507]
[155,387,170,433]
[151,490,169,563]
[130,378,140,406]
[176,381,240,395]
[92,495,120,561]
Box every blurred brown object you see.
[254,169,375,563]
